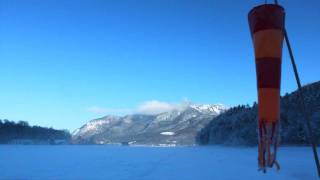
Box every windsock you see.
[248,4,285,172]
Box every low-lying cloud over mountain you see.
[87,100,196,115]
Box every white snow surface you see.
[0,145,316,180]
[160,132,175,136]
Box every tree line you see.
[0,119,71,144]
[197,81,320,145]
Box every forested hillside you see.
[197,81,320,145]
[0,120,71,144]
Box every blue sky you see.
[0,0,319,131]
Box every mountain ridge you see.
[72,104,228,145]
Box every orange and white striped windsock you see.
[248,4,285,172]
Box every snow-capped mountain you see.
[72,104,228,145]
[190,104,227,114]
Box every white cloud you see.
[87,100,190,115]
[136,100,179,115]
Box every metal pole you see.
[275,0,320,177]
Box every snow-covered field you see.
[0,145,317,180]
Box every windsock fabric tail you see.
[248,4,285,172]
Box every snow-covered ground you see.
[0,145,317,180]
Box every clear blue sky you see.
[0,0,319,131]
